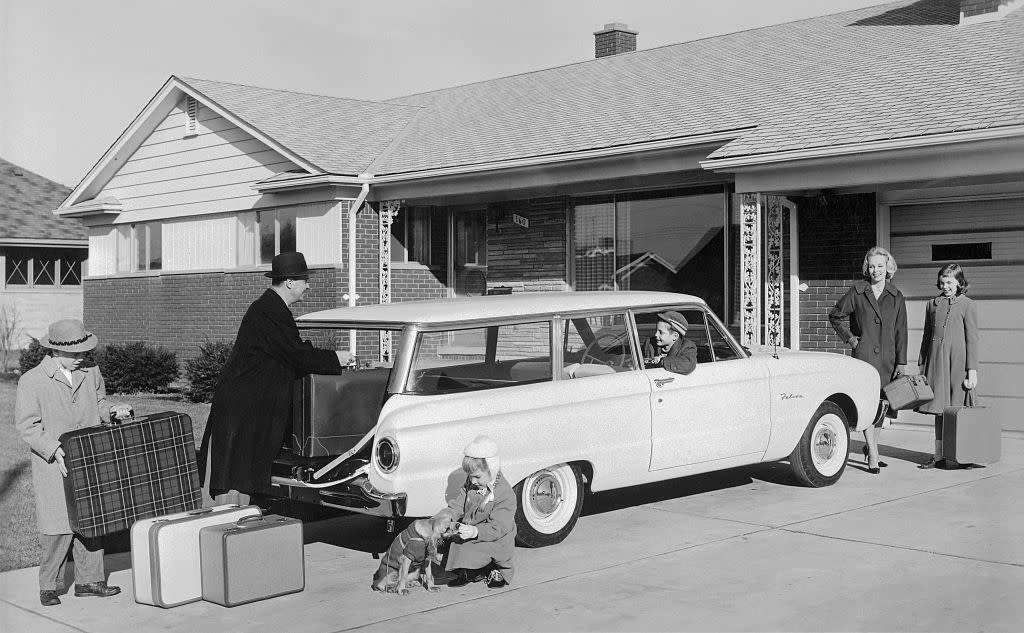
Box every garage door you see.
[890,196,1024,433]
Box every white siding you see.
[162,214,237,270]
[295,202,339,265]
[891,196,1024,433]
[237,212,258,266]
[99,99,299,221]
[87,227,117,276]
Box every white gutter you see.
[345,182,371,355]
[700,126,1024,171]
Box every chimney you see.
[959,0,1023,24]
[594,23,637,58]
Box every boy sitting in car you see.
[643,311,697,375]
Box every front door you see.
[640,307,772,471]
[451,209,488,297]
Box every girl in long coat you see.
[445,436,516,589]
[829,247,908,473]
[917,264,979,469]
[15,320,130,606]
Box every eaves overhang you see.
[56,197,124,220]
[0,238,88,247]
[699,126,1024,172]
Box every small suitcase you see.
[200,514,305,607]
[883,375,934,411]
[943,393,999,465]
[292,370,388,457]
[132,504,262,608]
[60,411,202,537]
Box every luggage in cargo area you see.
[292,370,389,457]
[132,504,262,608]
[60,411,202,537]
[200,514,305,607]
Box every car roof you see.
[296,291,705,327]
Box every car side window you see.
[634,308,714,365]
[407,321,551,394]
[563,313,637,378]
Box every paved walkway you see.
[1,425,1021,632]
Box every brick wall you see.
[83,268,346,363]
[487,197,569,293]
[794,193,876,355]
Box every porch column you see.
[739,193,785,348]
[379,199,401,361]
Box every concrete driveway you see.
[2,425,1021,632]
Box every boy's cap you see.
[658,311,689,336]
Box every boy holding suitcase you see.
[15,320,132,606]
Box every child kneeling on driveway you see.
[445,436,517,589]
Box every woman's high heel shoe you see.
[862,446,887,468]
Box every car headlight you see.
[376,437,399,473]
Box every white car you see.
[271,291,881,547]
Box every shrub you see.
[185,340,233,403]
[18,337,48,374]
[94,341,179,394]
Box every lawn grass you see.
[0,379,210,572]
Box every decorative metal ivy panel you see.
[740,194,761,347]
[379,200,401,361]
[764,195,784,348]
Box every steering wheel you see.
[580,334,626,366]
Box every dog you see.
[372,511,454,595]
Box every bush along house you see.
[55,1,1023,431]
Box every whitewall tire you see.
[514,463,584,548]
[790,401,849,487]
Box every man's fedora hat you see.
[40,319,98,353]
[265,251,312,279]
[658,311,689,336]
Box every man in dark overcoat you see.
[199,252,348,503]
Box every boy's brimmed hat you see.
[40,319,98,353]
[658,311,689,336]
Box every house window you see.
[2,248,86,287]
[572,187,728,317]
[258,208,297,264]
[390,207,434,265]
[133,222,162,271]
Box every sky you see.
[0,0,888,188]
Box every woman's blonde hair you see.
[862,246,898,280]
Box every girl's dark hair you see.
[936,263,969,295]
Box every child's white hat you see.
[464,435,500,476]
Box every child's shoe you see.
[486,569,508,589]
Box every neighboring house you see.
[0,158,87,350]
[55,0,1024,430]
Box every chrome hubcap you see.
[529,472,563,516]
[813,427,836,462]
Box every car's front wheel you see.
[790,401,849,487]
[514,463,584,548]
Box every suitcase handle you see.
[237,514,266,526]
[187,508,214,516]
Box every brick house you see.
[0,158,87,353]
[55,0,1023,429]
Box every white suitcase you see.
[131,504,262,607]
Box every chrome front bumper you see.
[271,474,407,519]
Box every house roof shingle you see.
[153,1,1024,179]
[0,158,84,242]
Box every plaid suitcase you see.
[60,411,202,538]
[200,514,304,607]
[132,504,262,608]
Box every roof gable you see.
[0,158,84,243]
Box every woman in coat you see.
[829,247,908,474]
[15,320,131,606]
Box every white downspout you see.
[345,182,371,356]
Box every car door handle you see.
[654,377,675,387]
